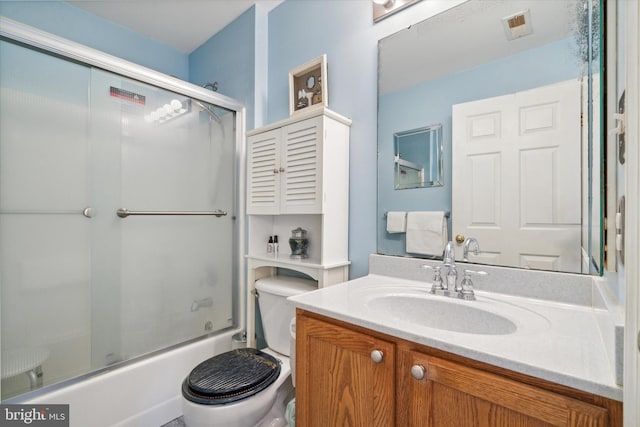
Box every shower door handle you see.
[116,208,227,218]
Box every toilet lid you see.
[182,348,281,405]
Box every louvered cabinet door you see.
[280,116,323,214]
[247,128,281,215]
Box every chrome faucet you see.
[442,241,457,291]
[420,240,488,301]
[458,269,488,300]
[443,241,456,266]
[462,237,480,261]
[421,265,446,293]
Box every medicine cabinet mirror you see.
[394,124,443,190]
[377,0,607,275]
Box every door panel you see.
[453,79,581,272]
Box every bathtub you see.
[16,329,239,427]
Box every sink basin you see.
[366,295,517,335]
[359,285,551,336]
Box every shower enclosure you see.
[0,18,244,400]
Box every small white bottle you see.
[267,236,274,254]
[273,235,279,256]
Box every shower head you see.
[202,82,219,92]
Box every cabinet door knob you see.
[279,167,285,173]
[273,168,279,174]
[370,350,384,363]
[411,364,426,380]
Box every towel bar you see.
[384,210,449,219]
[117,208,227,218]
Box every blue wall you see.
[268,1,378,278]
[0,1,188,79]
[377,38,581,257]
[189,6,257,127]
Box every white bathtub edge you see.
[21,329,239,427]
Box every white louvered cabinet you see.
[247,110,349,215]
[247,118,324,214]
[245,109,351,347]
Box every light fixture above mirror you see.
[373,0,423,23]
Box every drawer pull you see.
[370,350,384,363]
[411,364,426,380]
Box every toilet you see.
[181,276,317,427]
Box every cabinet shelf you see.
[246,254,350,272]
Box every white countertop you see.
[288,274,623,401]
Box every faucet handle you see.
[420,265,445,292]
[463,268,488,276]
[458,269,488,301]
[420,264,434,273]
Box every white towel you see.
[406,211,448,256]
[386,211,406,233]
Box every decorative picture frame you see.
[288,54,328,116]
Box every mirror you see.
[306,75,316,89]
[394,124,443,189]
[377,0,603,274]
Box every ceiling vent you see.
[502,9,533,40]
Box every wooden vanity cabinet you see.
[296,310,623,427]
[295,311,396,426]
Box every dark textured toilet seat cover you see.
[182,348,281,405]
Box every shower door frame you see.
[0,15,247,396]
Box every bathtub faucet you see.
[191,297,213,312]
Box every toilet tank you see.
[255,276,317,356]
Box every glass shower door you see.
[1,38,237,399]
[89,70,236,366]
[0,39,93,398]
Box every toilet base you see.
[255,377,294,427]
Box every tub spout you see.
[191,297,213,312]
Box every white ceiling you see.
[67,0,284,53]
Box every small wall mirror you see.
[394,124,443,189]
